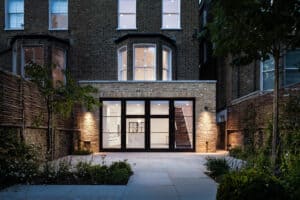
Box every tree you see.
[25,62,99,160]
[203,0,300,168]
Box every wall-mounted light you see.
[204,106,208,111]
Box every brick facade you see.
[76,81,217,152]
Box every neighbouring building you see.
[199,0,300,149]
[0,0,218,154]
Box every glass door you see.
[126,101,145,149]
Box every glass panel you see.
[119,0,136,13]
[102,101,121,149]
[119,14,136,29]
[163,0,180,13]
[163,47,172,80]
[262,57,274,71]
[263,71,274,90]
[126,118,145,148]
[24,47,44,78]
[8,13,24,28]
[286,50,300,69]
[118,47,127,80]
[8,0,24,13]
[51,13,68,29]
[134,45,156,80]
[151,118,169,149]
[52,48,66,86]
[126,101,145,115]
[174,101,193,149]
[51,0,68,13]
[162,14,180,29]
[286,69,300,85]
[151,101,169,115]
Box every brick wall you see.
[0,70,76,159]
[0,0,200,81]
[226,83,300,147]
[77,81,217,152]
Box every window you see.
[285,50,300,86]
[118,46,127,80]
[261,50,300,90]
[162,0,181,29]
[134,44,156,81]
[22,47,44,77]
[49,0,68,30]
[162,46,172,80]
[5,0,24,30]
[52,48,66,86]
[118,0,136,29]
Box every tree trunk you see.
[271,50,280,169]
[46,101,53,160]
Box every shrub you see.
[109,168,131,185]
[0,128,41,189]
[89,165,109,184]
[229,147,245,159]
[109,160,133,174]
[205,157,230,181]
[217,169,288,200]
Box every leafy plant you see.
[72,149,93,155]
[205,157,230,181]
[217,169,288,200]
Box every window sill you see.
[49,28,68,31]
[161,28,182,31]
[117,28,137,31]
[5,28,24,31]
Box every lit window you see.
[162,46,172,80]
[118,0,136,29]
[49,0,68,30]
[162,0,181,29]
[52,48,66,86]
[23,47,45,77]
[118,46,127,80]
[5,0,24,30]
[134,44,156,81]
[285,50,300,86]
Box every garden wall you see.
[0,70,77,159]
[226,83,300,148]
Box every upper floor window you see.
[5,0,24,30]
[49,0,68,30]
[261,50,300,90]
[162,46,172,80]
[134,44,156,81]
[118,46,128,80]
[162,0,181,29]
[118,0,136,30]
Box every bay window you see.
[118,46,128,80]
[22,46,44,77]
[49,0,68,30]
[133,44,156,81]
[162,0,181,29]
[5,0,24,30]
[118,0,136,29]
[284,50,300,86]
[162,46,172,80]
[52,48,66,86]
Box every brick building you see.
[199,0,300,149]
[0,0,218,153]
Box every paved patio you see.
[0,152,227,200]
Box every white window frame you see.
[162,0,181,30]
[5,0,24,30]
[118,0,137,30]
[260,57,275,91]
[118,46,128,81]
[133,44,157,81]
[162,46,172,81]
[52,47,67,84]
[49,0,68,30]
